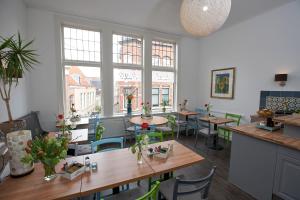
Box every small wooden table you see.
[129,116,168,126]
[178,111,198,121]
[142,140,204,174]
[199,116,235,150]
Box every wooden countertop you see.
[228,124,300,151]
[273,115,300,127]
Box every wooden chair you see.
[105,181,160,200]
[218,113,242,143]
[159,167,216,200]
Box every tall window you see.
[152,40,176,111]
[63,26,102,117]
[113,33,143,114]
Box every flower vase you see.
[43,163,56,181]
[162,107,166,113]
[137,151,143,164]
[127,102,132,115]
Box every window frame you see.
[61,24,103,117]
[58,17,180,117]
[151,39,177,112]
[152,88,160,107]
[112,32,144,115]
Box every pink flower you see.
[58,114,64,120]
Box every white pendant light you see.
[180,0,231,36]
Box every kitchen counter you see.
[228,123,300,151]
[274,115,300,127]
[229,123,300,200]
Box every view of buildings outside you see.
[63,29,176,116]
[64,66,102,117]
[113,35,176,114]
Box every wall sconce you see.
[275,74,288,87]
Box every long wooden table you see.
[0,140,204,200]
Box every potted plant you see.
[161,100,169,113]
[0,33,39,133]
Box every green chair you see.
[104,181,160,200]
[155,115,176,139]
[218,113,242,143]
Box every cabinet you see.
[274,147,300,200]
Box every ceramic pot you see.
[6,130,34,177]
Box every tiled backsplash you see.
[260,91,300,111]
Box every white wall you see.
[0,0,30,122]
[26,8,200,130]
[197,1,300,122]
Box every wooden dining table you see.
[199,116,235,150]
[0,140,204,200]
[129,116,168,126]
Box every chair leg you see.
[195,133,198,147]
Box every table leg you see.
[208,124,224,151]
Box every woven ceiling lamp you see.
[180,0,231,36]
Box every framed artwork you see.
[211,67,235,99]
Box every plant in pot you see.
[0,33,39,133]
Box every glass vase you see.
[137,151,143,165]
[43,163,57,181]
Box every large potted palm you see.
[0,33,39,133]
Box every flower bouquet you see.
[21,135,69,181]
[130,132,149,164]
[205,103,213,116]
[141,102,152,119]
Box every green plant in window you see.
[161,100,169,113]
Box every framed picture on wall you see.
[211,67,235,99]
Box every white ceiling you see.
[24,0,295,36]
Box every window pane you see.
[65,66,102,117]
[63,27,101,62]
[113,68,142,114]
[152,40,175,67]
[113,34,142,65]
[152,88,159,107]
[152,71,174,109]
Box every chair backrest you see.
[88,116,100,133]
[173,166,216,200]
[137,181,160,200]
[123,116,131,129]
[196,108,208,117]
[225,113,242,126]
[91,137,124,153]
[19,111,44,138]
[134,125,156,135]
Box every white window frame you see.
[112,32,144,115]
[60,24,103,117]
[57,15,179,117]
[151,39,177,112]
